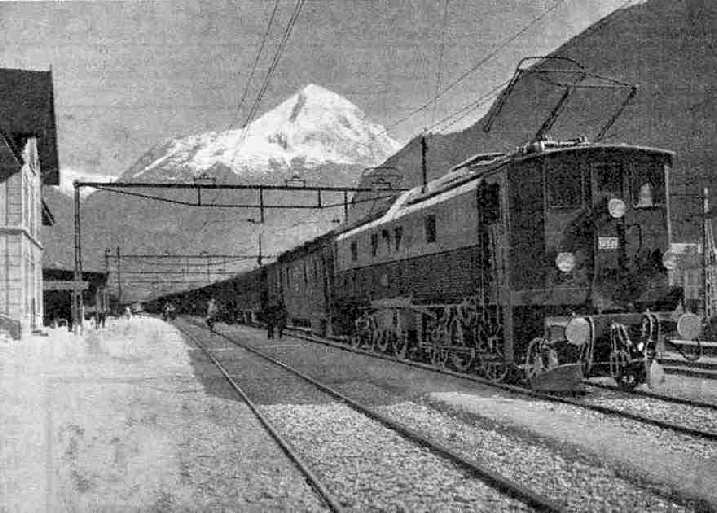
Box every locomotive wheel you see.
[350,332,363,348]
[376,330,390,353]
[615,364,645,390]
[479,355,508,382]
[431,346,449,368]
[449,318,475,372]
[392,330,409,359]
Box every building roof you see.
[0,68,59,185]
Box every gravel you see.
[183,320,534,511]
[520,398,717,461]
[261,403,533,512]
[583,389,717,437]
[373,401,693,512]
[197,322,716,509]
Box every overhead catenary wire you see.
[384,0,571,133]
[229,0,281,130]
[426,78,511,133]
[432,0,451,126]
[238,0,307,147]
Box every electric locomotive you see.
[334,137,698,390]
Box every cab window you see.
[631,162,664,207]
[547,162,584,209]
[593,162,624,197]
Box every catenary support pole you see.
[704,187,710,317]
[73,182,83,331]
[421,133,428,193]
[117,246,122,309]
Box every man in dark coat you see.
[265,301,276,339]
[206,297,219,331]
[276,299,288,339]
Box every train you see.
[148,136,701,392]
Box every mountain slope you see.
[43,85,399,298]
[352,0,717,241]
[124,84,400,183]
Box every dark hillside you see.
[354,0,717,241]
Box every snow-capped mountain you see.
[124,84,401,182]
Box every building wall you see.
[0,137,43,337]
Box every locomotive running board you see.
[530,363,585,393]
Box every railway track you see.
[178,319,561,512]
[252,322,717,443]
[658,356,717,381]
[585,381,717,411]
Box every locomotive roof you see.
[337,141,674,241]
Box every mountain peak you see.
[125,84,401,183]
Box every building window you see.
[424,215,436,243]
[382,229,391,252]
[350,241,358,261]
[394,226,403,250]
[371,233,379,256]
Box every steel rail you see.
[183,318,564,513]
[178,325,346,513]
[585,381,717,412]
[242,323,717,443]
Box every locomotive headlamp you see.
[607,198,626,219]
[555,252,576,273]
[677,313,702,341]
[662,249,678,270]
[565,316,591,346]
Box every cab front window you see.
[593,162,624,198]
[631,162,664,208]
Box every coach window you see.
[394,226,403,250]
[382,229,391,253]
[425,215,436,243]
[371,233,379,256]
[547,161,583,209]
[350,241,358,261]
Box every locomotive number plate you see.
[598,236,619,250]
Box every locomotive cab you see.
[510,141,690,390]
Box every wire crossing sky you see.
[0,0,634,184]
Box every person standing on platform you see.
[96,287,109,329]
[276,299,288,339]
[265,301,276,339]
[206,297,219,331]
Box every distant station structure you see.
[0,68,60,338]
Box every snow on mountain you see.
[126,84,401,181]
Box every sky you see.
[0,0,637,186]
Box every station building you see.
[0,68,59,338]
